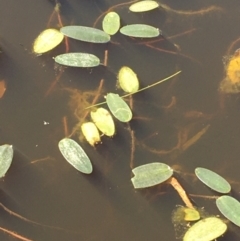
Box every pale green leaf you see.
[120,24,160,38]
[118,66,139,93]
[33,29,64,54]
[183,217,227,241]
[216,195,240,226]
[54,53,100,67]
[90,108,115,136]
[58,138,93,174]
[131,162,173,189]
[0,144,13,178]
[129,0,159,12]
[195,167,231,194]
[106,93,132,122]
[102,12,120,35]
[60,26,110,43]
[81,122,101,146]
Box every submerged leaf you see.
[216,195,240,226]
[81,122,101,146]
[54,53,100,67]
[195,167,231,194]
[120,24,160,38]
[118,66,139,93]
[102,12,120,35]
[0,144,14,178]
[183,217,227,241]
[106,93,132,122]
[60,26,110,43]
[58,138,93,174]
[90,108,115,136]
[33,29,64,54]
[131,162,173,189]
[129,0,159,12]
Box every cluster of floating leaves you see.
[2,142,239,241]
[2,1,238,240]
[77,65,139,146]
[33,0,161,67]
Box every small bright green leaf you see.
[102,12,120,35]
[90,108,115,136]
[81,122,101,146]
[58,138,93,174]
[183,208,200,221]
[131,162,173,189]
[216,195,240,226]
[106,93,132,122]
[120,24,160,38]
[129,0,159,12]
[183,217,227,241]
[172,206,207,239]
[0,144,13,178]
[33,29,64,54]
[60,26,110,43]
[195,167,231,194]
[118,66,139,93]
[54,53,100,67]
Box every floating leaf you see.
[120,24,160,38]
[183,217,227,241]
[106,93,132,122]
[90,108,115,136]
[118,66,139,93]
[60,26,110,43]
[184,208,200,221]
[81,122,101,146]
[131,162,173,189]
[172,206,207,240]
[58,138,93,174]
[33,29,64,54]
[102,12,120,35]
[195,167,231,194]
[0,144,14,178]
[129,0,159,12]
[216,195,240,226]
[54,53,100,67]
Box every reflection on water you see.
[0,0,240,240]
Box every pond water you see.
[1,0,240,240]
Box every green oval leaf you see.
[60,26,110,43]
[102,12,120,35]
[131,162,173,189]
[90,108,115,137]
[0,144,14,178]
[195,167,231,194]
[183,217,227,241]
[33,29,64,54]
[58,138,93,174]
[120,24,160,38]
[129,0,159,12]
[216,195,240,226]
[106,93,132,122]
[54,53,100,67]
[118,66,139,93]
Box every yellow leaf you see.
[81,122,101,146]
[33,29,64,54]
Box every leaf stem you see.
[85,70,181,109]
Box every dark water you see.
[0,0,240,240]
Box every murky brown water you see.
[0,0,240,240]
